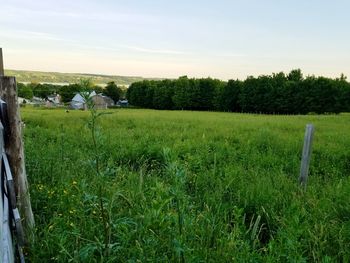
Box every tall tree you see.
[104,81,122,103]
[126,70,350,114]
[214,80,241,112]
[17,83,34,99]
[172,76,191,110]
[153,80,175,110]
[59,84,81,102]
[287,69,303,82]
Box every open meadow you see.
[22,107,350,262]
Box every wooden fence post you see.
[299,124,315,188]
[0,48,4,76]
[0,76,35,243]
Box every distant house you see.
[91,94,114,109]
[31,97,45,107]
[70,91,96,109]
[46,94,61,104]
[45,94,61,108]
[70,91,113,110]
[70,93,86,110]
[17,97,27,105]
[116,99,129,107]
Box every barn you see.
[70,91,114,110]
[91,94,114,109]
[70,93,86,110]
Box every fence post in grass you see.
[299,124,314,188]
[0,48,4,76]
[0,75,35,243]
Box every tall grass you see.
[22,108,350,262]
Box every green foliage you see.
[214,79,241,112]
[126,70,350,114]
[152,80,175,110]
[16,82,61,99]
[287,69,303,82]
[83,89,114,256]
[58,84,81,102]
[127,80,155,108]
[23,108,350,262]
[17,82,33,99]
[93,85,104,94]
[104,82,122,103]
[30,83,60,98]
[172,76,192,110]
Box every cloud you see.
[122,45,188,55]
[216,53,247,58]
[0,3,157,24]
[0,30,64,42]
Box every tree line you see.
[17,81,123,103]
[126,69,350,114]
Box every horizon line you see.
[4,67,349,83]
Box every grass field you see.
[22,107,350,262]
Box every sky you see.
[1,0,350,80]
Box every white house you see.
[45,94,61,108]
[70,91,97,109]
[17,97,27,104]
[46,94,61,104]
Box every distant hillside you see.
[4,69,159,86]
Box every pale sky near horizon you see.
[1,0,349,80]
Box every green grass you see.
[22,107,350,262]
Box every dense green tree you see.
[93,85,104,94]
[29,83,59,98]
[287,69,303,82]
[59,84,81,103]
[127,80,154,108]
[214,80,241,112]
[153,80,175,110]
[172,76,191,110]
[17,83,34,99]
[125,70,350,114]
[336,75,350,112]
[104,82,122,103]
[300,76,339,114]
[240,76,263,113]
[196,78,218,110]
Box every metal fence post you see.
[299,124,315,188]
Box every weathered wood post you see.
[299,124,314,188]
[0,51,35,242]
[0,48,4,76]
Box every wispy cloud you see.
[0,4,156,24]
[216,53,247,58]
[122,45,188,55]
[0,30,64,42]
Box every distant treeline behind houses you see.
[126,69,350,114]
[17,81,123,103]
